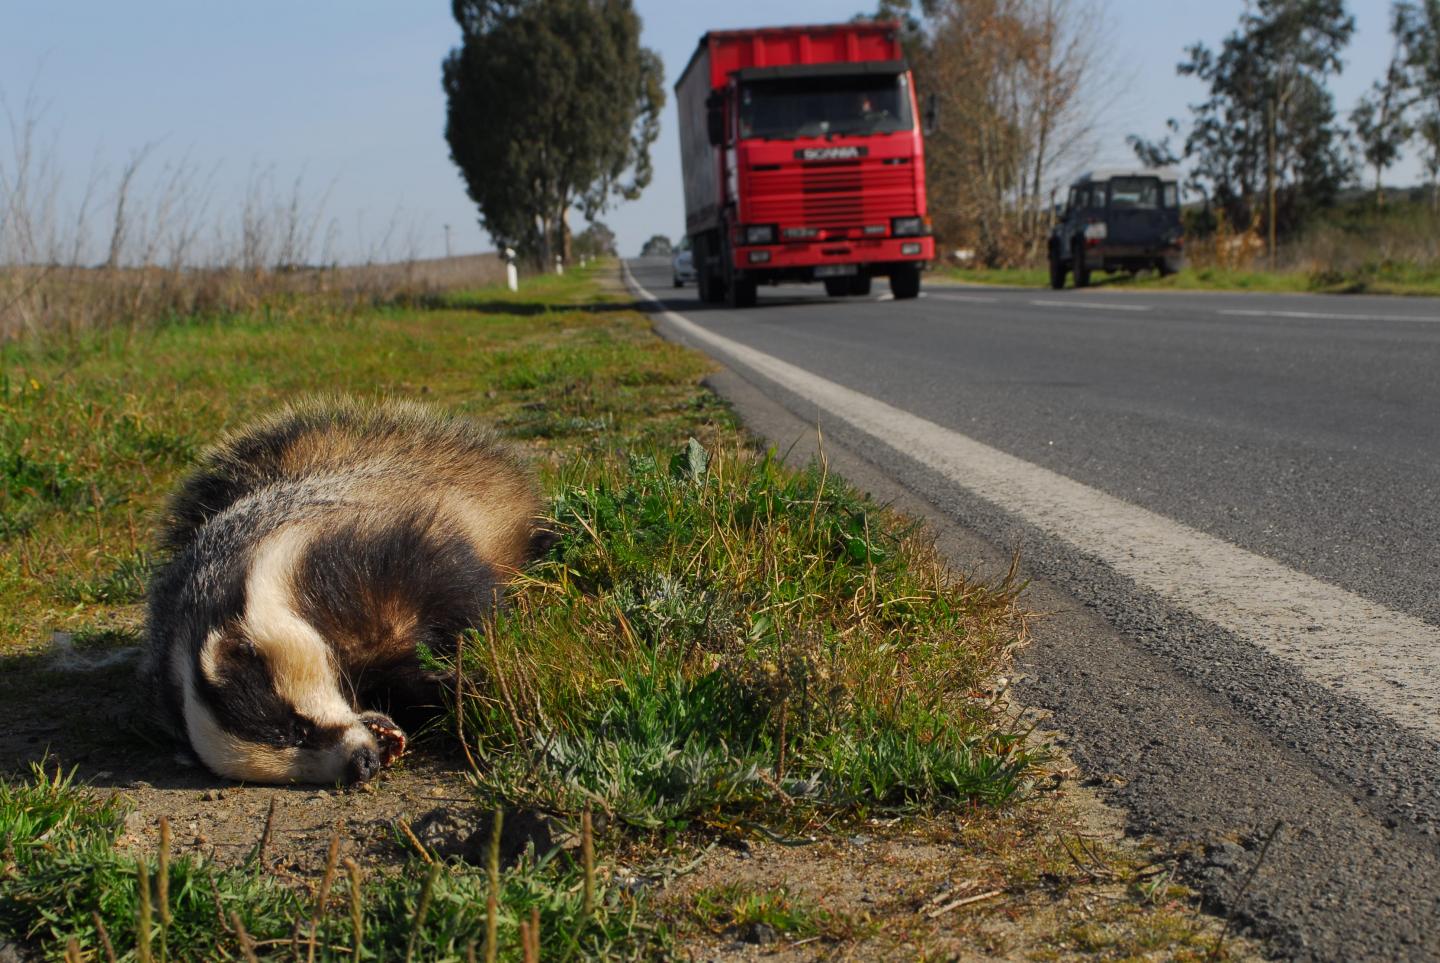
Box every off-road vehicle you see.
[1048,168,1183,289]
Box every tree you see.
[1351,4,1417,206]
[1131,0,1354,241]
[573,220,617,258]
[442,0,664,267]
[908,0,1107,266]
[639,234,671,257]
[1397,0,1440,210]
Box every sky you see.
[0,1,1422,261]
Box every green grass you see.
[941,261,1440,295]
[0,764,664,961]
[690,883,838,940]
[0,260,1037,960]
[454,443,1031,829]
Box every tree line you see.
[883,0,1440,268]
[440,1,1440,271]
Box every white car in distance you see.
[672,244,696,287]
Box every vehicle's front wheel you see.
[824,278,849,297]
[727,274,758,308]
[1072,243,1091,288]
[849,275,873,296]
[1049,253,1067,290]
[890,264,921,299]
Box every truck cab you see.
[1048,169,1184,289]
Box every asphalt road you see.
[624,258,1440,962]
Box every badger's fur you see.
[144,398,545,785]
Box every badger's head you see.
[162,527,407,785]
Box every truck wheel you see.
[824,278,849,297]
[727,275,757,308]
[1158,257,1179,278]
[889,264,921,299]
[1072,243,1091,288]
[849,275,873,296]
[1049,253,1067,290]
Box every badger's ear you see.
[198,625,260,684]
[526,526,560,561]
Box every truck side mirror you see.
[706,91,725,147]
[922,93,939,136]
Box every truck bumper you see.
[734,236,934,279]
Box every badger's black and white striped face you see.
[174,527,406,784]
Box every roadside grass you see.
[0,259,1245,960]
[941,261,1440,295]
[0,763,662,961]
[455,443,1031,830]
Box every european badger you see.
[144,398,546,785]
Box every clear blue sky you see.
[1,1,1418,261]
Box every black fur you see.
[294,509,503,712]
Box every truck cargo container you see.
[675,22,934,307]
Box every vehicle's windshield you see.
[1107,177,1166,209]
[738,72,912,140]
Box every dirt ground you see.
[3,621,1261,961]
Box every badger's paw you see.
[361,712,408,766]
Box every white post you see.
[555,255,564,276]
[504,247,518,292]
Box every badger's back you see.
[159,397,542,569]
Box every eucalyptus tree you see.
[442,0,664,266]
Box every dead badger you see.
[144,398,546,784]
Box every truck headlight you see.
[745,225,776,244]
[783,227,819,240]
[748,250,771,264]
[892,217,925,236]
[901,242,923,255]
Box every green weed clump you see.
[459,441,1033,828]
[0,764,664,961]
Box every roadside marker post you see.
[504,247,518,292]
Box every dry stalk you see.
[230,911,260,963]
[485,808,503,963]
[343,857,364,963]
[64,937,82,963]
[157,816,171,962]
[136,857,153,963]
[581,806,595,917]
[307,821,343,963]
[405,862,442,963]
[251,796,278,867]
[92,911,118,963]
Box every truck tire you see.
[849,275,873,296]
[889,264,921,299]
[727,274,758,308]
[824,278,849,297]
[1049,252,1067,290]
[1072,241,1091,288]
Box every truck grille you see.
[747,161,916,229]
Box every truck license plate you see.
[815,264,858,278]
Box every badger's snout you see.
[347,745,382,783]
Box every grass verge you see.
[0,260,1245,960]
[941,262,1440,295]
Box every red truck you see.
[675,22,935,307]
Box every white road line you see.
[624,264,1440,743]
[1031,299,1151,312]
[926,293,999,303]
[1219,308,1440,324]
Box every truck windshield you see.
[738,73,912,140]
